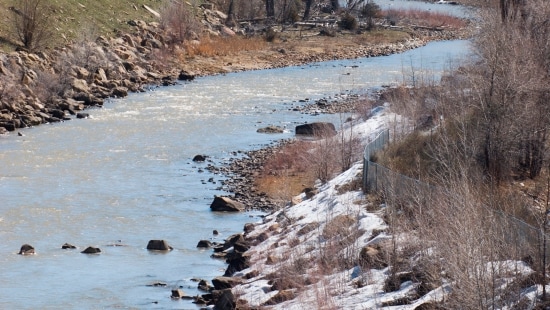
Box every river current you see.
[0,35,469,309]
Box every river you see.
[0,37,469,309]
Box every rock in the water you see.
[210,196,245,212]
[171,289,185,299]
[198,279,211,291]
[76,113,90,119]
[256,125,284,133]
[81,246,101,254]
[295,122,336,136]
[213,229,219,235]
[192,154,206,162]
[61,243,76,249]
[18,244,35,255]
[146,239,173,251]
[196,240,213,248]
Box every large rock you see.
[210,196,245,212]
[211,276,241,290]
[146,239,173,251]
[178,70,196,81]
[257,126,284,133]
[18,244,35,255]
[295,122,336,136]
[213,289,236,310]
[81,246,101,254]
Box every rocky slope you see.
[0,4,469,135]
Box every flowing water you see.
[0,39,470,309]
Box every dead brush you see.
[183,36,266,57]
[383,8,467,29]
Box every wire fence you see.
[362,128,549,261]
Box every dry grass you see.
[353,29,412,45]
[183,36,267,57]
[384,8,468,29]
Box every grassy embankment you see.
[0,0,163,51]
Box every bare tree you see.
[9,0,53,51]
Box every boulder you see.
[192,154,206,162]
[61,243,76,249]
[213,289,236,310]
[146,239,173,251]
[210,196,245,212]
[211,276,241,290]
[81,246,101,254]
[18,244,35,255]
[256,126,284,133]
[295,122,336,136]
[178,70,196,81]
[72,79,90,93]
[198,279,211,291]
[76,113,90,119]
[171,289,185,299]
[111,86,128,98]
[196,240,213,248]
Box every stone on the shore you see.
[81,246,101,254]
[211,276,242,290]
[210,196,245,212]
[18,244,35,255]
[213,288,236,310]
[178,70,196,81]
[295,122,336,136]
[146,239,173,251]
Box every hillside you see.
[0,0,164,50]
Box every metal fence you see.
[362,128,549,261]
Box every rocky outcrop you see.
[210,196,245,212]
[146,239,173,251]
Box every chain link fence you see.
[362,128,548,261]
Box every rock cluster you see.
[0,1,249,134]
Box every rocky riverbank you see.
[0,3,470,135]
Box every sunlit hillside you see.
[0,0,166,50]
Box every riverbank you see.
[0,3,471,135]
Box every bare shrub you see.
[160,0,202,46]
[9,0,54,51]
[382,8,467,29]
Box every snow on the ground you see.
[232,110,536,309]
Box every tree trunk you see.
[331,0,340,12]
[303,0,314,20]
[226,0,237,27]
[266,0,275,18]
